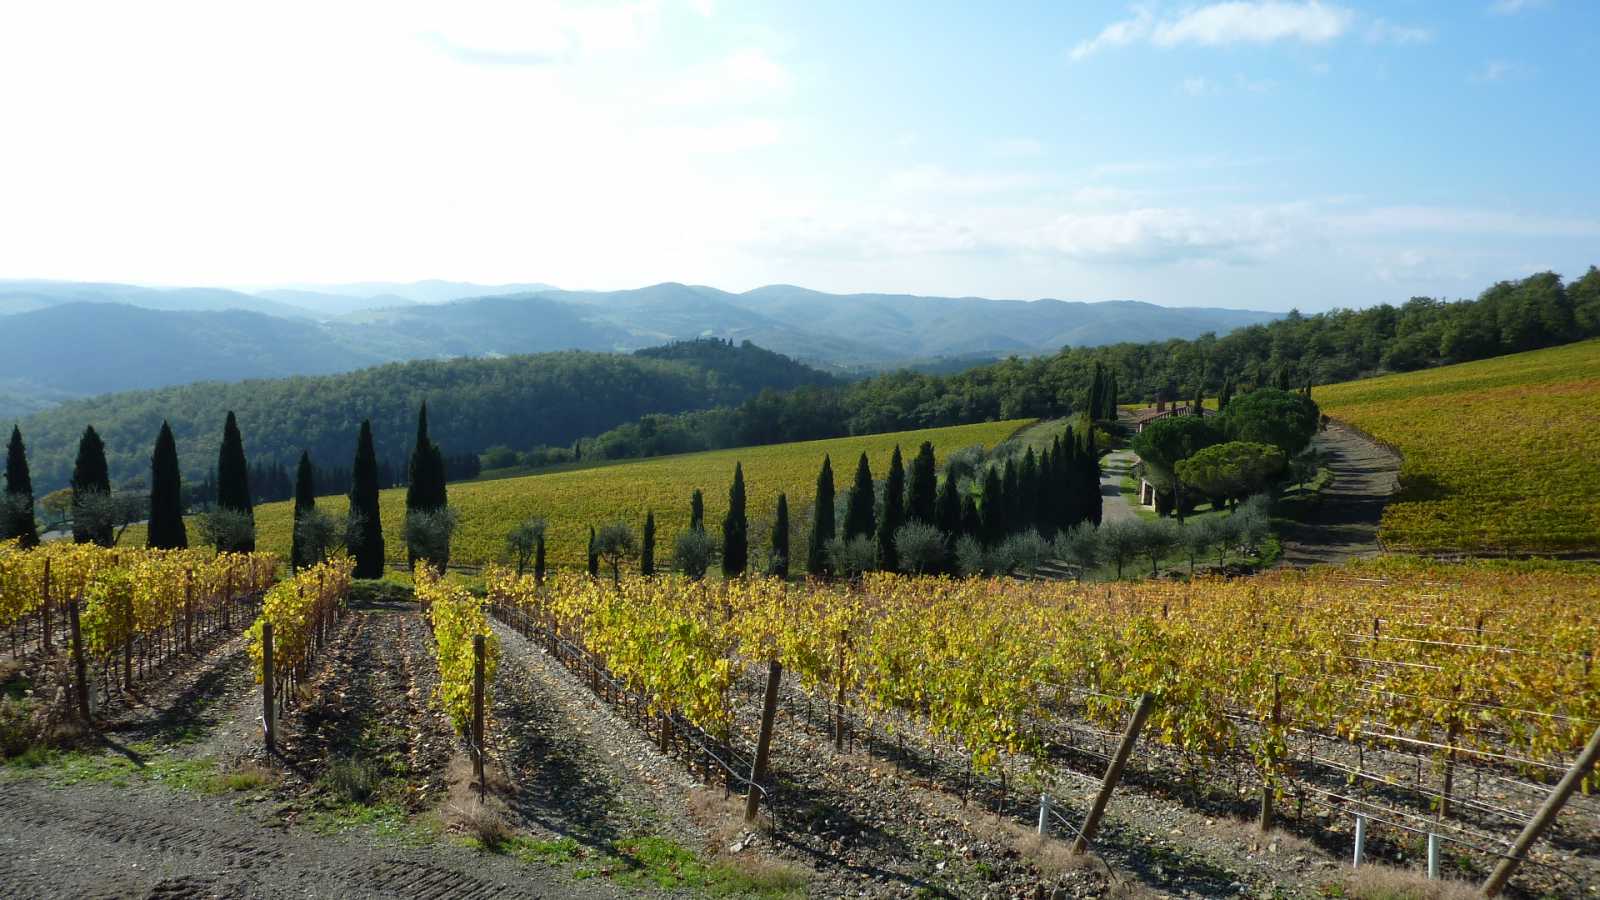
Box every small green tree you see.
[843,453,875,542]
[405,506,458,572]
[506,518,546,577]
[641,510,656,577]
[894,521,946,574]
[1135,518,1181,577]
[674,527,713,579]
[1056,522,1101,580]
[690,489,705,532]
[595,522,639,585]
[807,455,835,576]
[146,421,188,550]
[722,463,748,578]
[1100,519,1141,579]
[3,425,38,548]
[876,446,905,572]
[71,426,112,546]
[1176,442,1288,508]
[907,442,937,525]
[216,411,255,552]
[291,451,317,571]
[769,494,790,579]
[347,419,385,578]
[825,535,876,579]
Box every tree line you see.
[550,267,1598,467]
[15,338,834,492]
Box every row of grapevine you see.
[484,565,1600,869]
[416,566,499,736]
[247,556,352,717]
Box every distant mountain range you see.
[0,278,1278,415]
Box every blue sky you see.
[1,1,1595,311]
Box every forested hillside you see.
[15,339,831,491]
[570,267,1600,463]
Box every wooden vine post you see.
[833,631,848,752]
[472,634,486,797]
[262,621,275,754]
[68,594,89,722]
[1260,672,1282,832]
[1482,724,1600,896]
[184,568,194,653]
[1072,693,1155,855]
[41,558,52,655]
[122,589,134,690]
[745,659,784,822]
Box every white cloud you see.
[1489,0,1543,14]
[1073,2,1353,60]
[1365,19,1432,45]
[1152,1,1352,47]
[656,48,791,105]
[1181,76,1215,96]
[886,165,1053,195]
[687,0,715,16]
[987,138,1046,158]
[426,0,663,63]
[1470,59,1521,83]
[1032,206,1290,264]
[1330,206,1600,238]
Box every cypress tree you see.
[405,402,449,570]
[71,426,112,546]
[843,452,875,541]
[722,463,748,578]
[641,510,656,577]
[807,455,835,576]
[534,533,546,584]
[216,411,255,551]
[1001,457,1021,535]
[979,465,1005,546]
[146,421,187,550]
[877,446,905,572]
[1083,428,1103,527]
[587,526,599,577]
[960,495,982,542]
[1106,371,1119,420]
[1218,376,1234,412]
[347,419,386,578]
[690,489,705,532]
[1087,363,1105,422]
[936,474,961,539]
[406,401,448,513]
[771,493,790,579]
[291,451,316,572]
[1056,430,1078,528]
[906,441,937,525]
[1019,447,1040,533]
[3,425,39,548]
[1193,378,1204,415]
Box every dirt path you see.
[1099,449,1141,524]
[1277,422,1401,567]
[488,619,701,852]
[0,599,635,900]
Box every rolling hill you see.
[1315,338,1600,554]
[15,339,834,492]
[0,278,1279,408]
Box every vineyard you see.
[486,561,1600,894]
[1315,338,1600,554]
[0,540,277,713]
[184,418,1031,571]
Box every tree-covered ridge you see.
[16,339,834,492]
[572,267,1598,464]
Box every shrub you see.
[894,521,947,574]
[673,528,714,579]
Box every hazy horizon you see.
[3,1,1595,313]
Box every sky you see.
[1,0,1596,312]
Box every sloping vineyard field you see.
[220,418,1031,571]
[1314,339,1600,554]
[487,560,1600,891]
